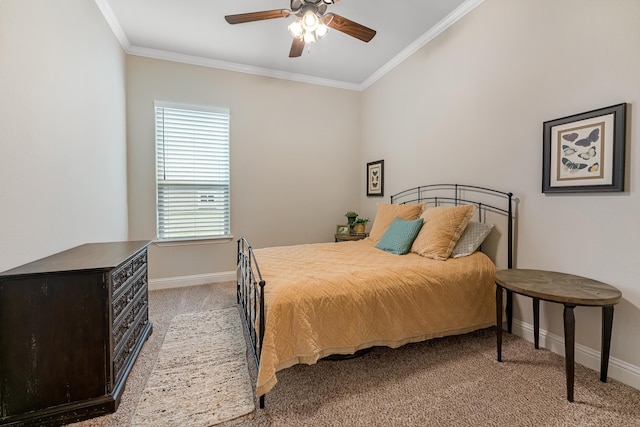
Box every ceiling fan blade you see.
[225,9,291,24]
[325,14,376,42]
[289,38,305,58]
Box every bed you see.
[237,184,516,408]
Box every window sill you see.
[153,236,235,247]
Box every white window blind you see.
[155,102,230,240]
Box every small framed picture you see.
[335,224,350,236]
[367,160,384,197]
[542,103,626,193]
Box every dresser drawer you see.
[111,260,134,296]
[114,305,149,383]
[112,268,147,321]
[113,284,149,350]
[131,250,147,277]
[111,249,147,296]
[113,304,137,351]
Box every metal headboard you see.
[390,184,514,269]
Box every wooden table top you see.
[334,233,369,241]
[495,269,621,306]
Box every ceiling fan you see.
[224,0,376,58]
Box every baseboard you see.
[511,319,640,391]
[148,271,235,291]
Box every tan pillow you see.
[368,202,425,242]
[410,205,476,260]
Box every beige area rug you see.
[131,308,255,427]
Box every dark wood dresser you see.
[0,241,153,426]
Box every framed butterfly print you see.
[367,159,384,197]
[542,103,627,193]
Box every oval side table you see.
[495,268,621,402]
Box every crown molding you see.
[360,0,484,90]
[95,0,483,92]
[94,0,131,50]
[126,45,363,91]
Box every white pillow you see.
[450,222,494,258]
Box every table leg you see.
[533,297,540,349]
[496,284,503,362]
[506,289,513,334]
[563,304,576,402]
[601,305,614,382]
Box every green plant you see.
[345,211,358,218]
[354,217,369,224]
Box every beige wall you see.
[3,0,640,391]
[361,0,640,386]
[125,56,361,281]
[0,0,128,272]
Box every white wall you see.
[361,0,640,387]
[0,0,129,272]
[125,56,361,281]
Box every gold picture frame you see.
[335,224,350,236]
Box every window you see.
[155,102,230,240]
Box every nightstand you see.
[335,233,369,242]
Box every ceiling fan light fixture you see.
[301,10,319,31]
[288,10,329,45]
[288,19,303,38]
[303,31,317,44]
[315,22,329,39]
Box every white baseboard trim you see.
[511,319,640,391]
[149,271,235,291]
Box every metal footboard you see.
[236,237,266,408]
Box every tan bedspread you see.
[254,239,497,397]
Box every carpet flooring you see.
[72,282,640,426]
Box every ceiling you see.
[96,0,482,90]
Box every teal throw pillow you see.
[375,217,424,255]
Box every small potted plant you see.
[345,211,358,227]
[353,217,369,234]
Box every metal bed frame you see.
[237,184,516,409]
